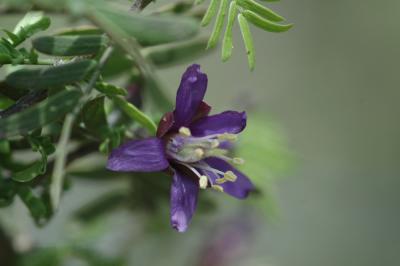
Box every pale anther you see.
[212,185,224,192]
[194,148,204,158]
[199,175,208,189]
[233,157,245,165]
[179,127,191,137]
[215,178,227,184]
[224,171,237,182]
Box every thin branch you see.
[50,46,114,211]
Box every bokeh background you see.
[1,0,400,265]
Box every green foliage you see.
[198,0,292,70]
[0,89,81,138]
[32,35,108,56]
[5,60,97,90]
[0,2,292,264]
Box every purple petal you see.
[204,157,254,199]
[107,138,169,172]
[157,111,175,138]
[190,111,247,137]
[170,170,199,232]
[174,64,208,128]
[191,101,211,122]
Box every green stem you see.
[50,46,114,211]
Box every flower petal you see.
[174,64,208,128]
[107,138,169,172]
[191,101,211,122]
[170,170,199,232]
[156,111,175,138]
[190,111,247,137]
[204,157,254,199]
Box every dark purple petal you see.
[204,157,254,199]
[191,101,211,122]
[170,170,199,232]
[190,111,247,137]
[157,111,175,138]
[174,64,208,128]
[107,138,169,172]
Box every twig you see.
[50,46,114,211]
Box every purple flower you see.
[107,64,254,232]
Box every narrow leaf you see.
[221,1,238,62]
[111,96,157,135]
[238,14,255,71]
[90,4,199,46]
[12,12,51,46]
[6,60,96,90]
[242,10,293,32]
[0,89,82,138]
[142,35,210,67]
[13,161,45,182]
[95,82,128,96]
[207,0,229,49]
[200,0,219,26]
[78,96,110,138]
[237,0,284,22]
[32,35,108,56]
[17,185,47,224]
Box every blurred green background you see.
[1,0,400,265]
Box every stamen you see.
[177,162,203,179]
[233,157,245,165]
[199,175,208,189]
[194,148,204,158]
[210,139,220,148]
[215,177,227,184]
[218,133,238,142]
[224,171,237,182]
[179,127,191,137]
[212,185,224,192]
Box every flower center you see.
[165,127,245,191]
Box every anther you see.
[233,157,245,165]
[224,171,237,182]
[210,140,220,148]
[218,133,237,142]
[194,148,204,158]
[179,127,191,137]
[212,185,224,192]
[215,177,227,184]
[199,175,208,189]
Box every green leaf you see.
[78,96,110,138]
[0,89,82,138]
[12,135,55,183]
[89,3,199,46]
[12,11,51,46]
[142,35,210,67]
[207,0,229,49]
[242,10,293,32]
[237,0,284,22]
[17,185,47,224]
[238,14,255,70]
[13,161,45,182]
[111,96,157,135]
[200,0,219,26]
[5,60,97,90]
[221,1,238,62]
[0,179,16,207]
[32,35,108,56]
[0,140,10,154]
[95,82,128,96]
[55,26,103,36]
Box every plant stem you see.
[50,46,114,211]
